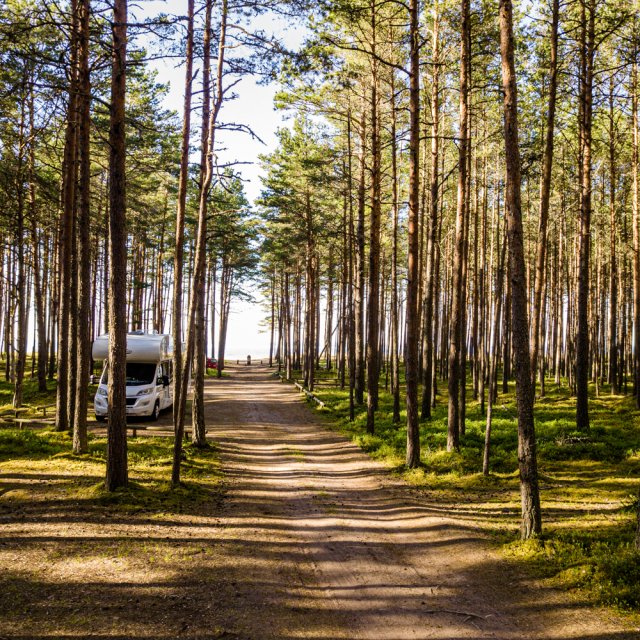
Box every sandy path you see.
[1,365,636,639]
[209,364,637,640]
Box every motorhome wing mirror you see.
[162,375,170,387]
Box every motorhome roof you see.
[92,332,173,362]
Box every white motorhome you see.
[92,332,173,422]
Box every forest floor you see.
[0,364,639,638]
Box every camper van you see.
[92,332,173,422]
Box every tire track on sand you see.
[206,365,636,640]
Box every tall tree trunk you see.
[325,250,334,370]
[405,0,421,468]
[73,0,92,454]
[68,163,79,426]
[576,0,595,431]
[447,0,470,451]
[499,0,542,539]
[56,0,79,431]
[355,105,366,406]
[632,57,640,408]
[530,0,559,391]
[366,11,381,433]
[347,112,357,421]
[389,73,401,424]
[483,227,506,475]
[12,87,26,409]
[48,231,59,380]
[154,197,167,333]
[26,86,48,394]
[608,74,619,393]
[339,178,349,388]
[174,0,226,479]
[172,0,195,439]
[269,271,275,367]
[106,0,129,491]
[217,264,232,378]
[190,0,213,450]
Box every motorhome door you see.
[161,361,172,409]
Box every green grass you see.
[0,428,223,516]
[0,373,58,418]
[291,365,640,613]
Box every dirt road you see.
[2,365,637,639]
[207,365,636,639]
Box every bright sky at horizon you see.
[139,1,305,359]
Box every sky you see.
[138,1,305,358]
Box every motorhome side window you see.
[162,361,172,382]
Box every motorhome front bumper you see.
[94,395,153,416]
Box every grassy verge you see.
[0,374,58,419]
[0,427,224,636]
[0,428,223,516]
[288,366,640,613]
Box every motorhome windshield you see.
[101,363,157,387]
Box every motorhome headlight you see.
[97,387,107,397]
[137,388,153,397]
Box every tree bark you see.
[608,75,619,393]
[174,0,226,479]
[366,7,381,434]
[106,0,129,491]
[389,73,401,424]
[28,108,48,394]
[499,0,542,538]
[483,227,506,475]
[12,89,26,410]
[172,0,195,440]
[73,0,92,454]
[575,0,595,431]
[447,0,470,451]
[56,0,79,431]
[190,0,214,450]
[354,105,366,406]
[405,0,421,468]
[530,0,559,392]
[632,58,640,408]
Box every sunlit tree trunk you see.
[355,104,366,406]
[499,0,542,538]
[56,0,79,431]
[174,0,225,481]
[484,227,506,475]
[447,0,470,451]
[575,0,595,431]
[73,0,91,454]
[172,0,195,439]
[389,73,400,424]
[530,0,559,393]
[632,57,640,408]
[12,86,26,409]
[608,75,619,393]
[405,0,421,468]
[269,271,275,367]
[191,0,213,449]
[106,0,129,491]
[27,87,47,394]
